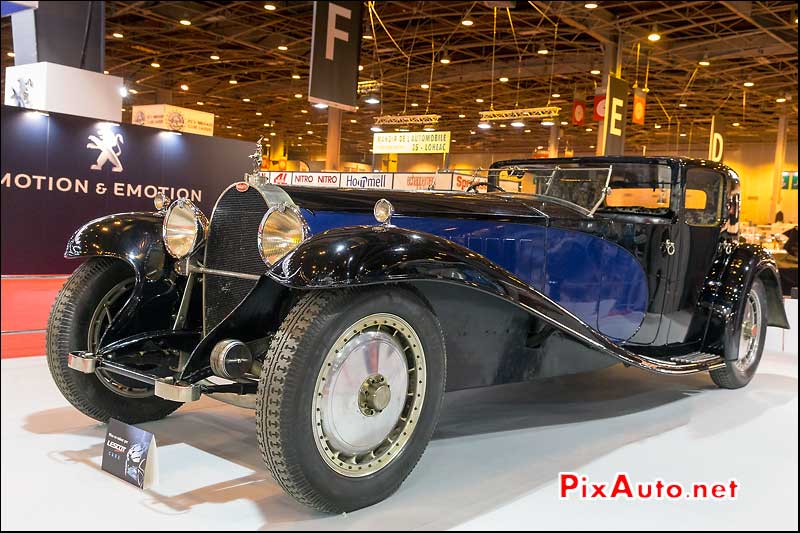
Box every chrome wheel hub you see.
[735,289,762,372]
[313,313,426,477]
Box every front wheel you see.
[710,279,768,389]
[256,288,446,512]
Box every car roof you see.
[490,155,735,176]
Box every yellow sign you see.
[131,104,215,136]
[372,131,451,154]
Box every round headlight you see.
[163,199,207,258]
[258,205,307,266]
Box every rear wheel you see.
[256,288,446,512]
[47,258,181,423]
[710,279,768,389]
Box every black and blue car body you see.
[49,155,789,512]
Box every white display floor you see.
[1,328,797,530]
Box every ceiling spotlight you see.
[423,126,435,131]
[584,2,598,7]
[358,65,364,71]
[679,133,687,137]
[541,120,555,126]
[229,78,238,84]
[552,93,561,98]
[370,126,383,132]
[440,55,451,64]
[241,98,250,102]
[179,19,192,26]
[350,119,357,123]
[210,54,220,60]
[499,124,507,128]
[150,61,161,68]
[197,101,204,105]
[590,68,601,75]
[289,73,301,80]
[732,122,740,127]
[585,127,593,132]
[300,109,308,113]
[411,102,419,107]
[128,89,138,94]
[421,83,430,89]
[7,51,15,57]
[654,124,661,129]
[499,77,509,82]
[119,87,129,97]
[256,111,262,116]
[511,121,525,128]
[458,113,466,118]
[537,43,549,55]
[294,93,303,98]
[112,32,124,39]
[264,3,277,10]
[475,98,484,103]
[307,130,314,134]
[270,131,276,136]
[743,81,754,87]
[698,54,710,66]
[313,102,328,109]
[461,18,474,26]
[647,25,661,42]
[365,95,381,104]
[470,130,476,134]
[305,121,311,125]
[180,84,189,91]
[363,34,373,40]
[524,129,531,133]
[277,44,289,51]
[776,96,787,103]
[536,145,544,150]
[678,103,687,107]
[477,122,492,129]
[561,121,568,125]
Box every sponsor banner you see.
[571,99,586,126]
[132,104,214,136]
[372,131,451,154]
[1,105,254,274]
[593,89,606,122]
[291,172,341,188]
[708,115,725,162]
[451,173,487,191]
[632,88,646,126]
[392,172,453,191]
[102,418,157,489]
[268,171,291,185]
[308,1,362,111]
[601,75,628,156]
[342,173,393,189]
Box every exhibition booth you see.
[1,1,797,530]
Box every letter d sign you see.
[708,115,725,162]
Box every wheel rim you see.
[86,277,151,398]
[734,289,762,372]
[312,313,427,477]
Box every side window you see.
[684,167,724,226]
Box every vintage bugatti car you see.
[48,155,789,512]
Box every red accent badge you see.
[235,181,249,192]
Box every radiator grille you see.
[204,186,269,332]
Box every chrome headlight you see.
[258,204,307,266]
[162,199,208,259]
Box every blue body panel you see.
[302,209,647,341]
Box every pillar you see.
[326,107,342,171]
[769,112,788,223]
[548,125,560,158]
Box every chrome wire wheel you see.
[734,289,762,373]
[86,277,150,398]
[312,313,427,477]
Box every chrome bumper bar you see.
[67,351,201,403]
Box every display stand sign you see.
[101,418,158,490]
[132,104,215,136]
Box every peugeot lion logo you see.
[87,127,124,172]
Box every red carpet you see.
[1,277,66,359]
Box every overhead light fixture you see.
[300,109,308,113]
[358,65,364,71]
[270,131,276,136]
[458,113,466,118]
[524,129,531,133]
[226,125,232,129]
[590,68,601,75]
[313,102,328,109]
[421,83,430,89]
[440,55,451,64]
[536,145,544,150]
[698,54,710,66]
[511,121,525,128]
[210,54,220,60]
[475,98,484,103]
[291,73,301,79]
[776,95,787,103]
[552,93,561,98]
[732,122,740,127]
[350,119,357,123]
[294,93,303,98]
[499,124,507,128]
[470,130,476,135]
[370,126,383,132]
[678,102,687,107]
[365,95,380,104]
[541,120,555,126]
[560,121,568,125]
[585,127,593,132]
[128,88,138,94]
[477,122,492,129]
[647,25,661,42]
[411,102,419,107]
[104,70,109,74]
[363,34,373,40]
[179,19,192,26]
[118,86,128,97]
[179,84,188,91]
[305,121,311,125]
[584,2,598,7]
[743,81,754,87]
[499,77,509,82]
[242,97,250,102]
[150,61,161,68]
[537,43,549,55]
[654,124,661,129]
[264,3,277,10]
[277,44,289,51]
[680,133,687,137]
[197,101,204,105]
[256,111,262,116]
[461,18,474,26]
[423,126,435,132]
[229,78,237,84]
[112,32,124,39]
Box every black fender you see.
[263,225,725,375]
[64,212,180,345]
[700,244,789,360]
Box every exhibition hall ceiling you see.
[2,1,797,155]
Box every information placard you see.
[372,131,451,154]
[101,418,158,489]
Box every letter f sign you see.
[326,3,351,60]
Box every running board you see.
[669,352,722,365]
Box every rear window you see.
[684,167,724,226]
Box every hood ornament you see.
[246,136,265,184]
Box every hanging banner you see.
[132,104,214,136]
[593,87,606,122]
[372,131,451,154]
[290,172,341,188]
[571,99,586,126]
[708,115,725,162]
[393,172,453,191]
[601,75,629,156]
[308,1,362,111]
[632,88,646,125]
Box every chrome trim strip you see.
[189,264,262,280]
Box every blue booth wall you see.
[1,105,255,274]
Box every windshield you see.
[498,162,674,215]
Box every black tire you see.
[256,288,446,513]
[710,279,768,389]
[46,257,181,424]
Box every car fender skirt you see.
[267,225,721,375]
